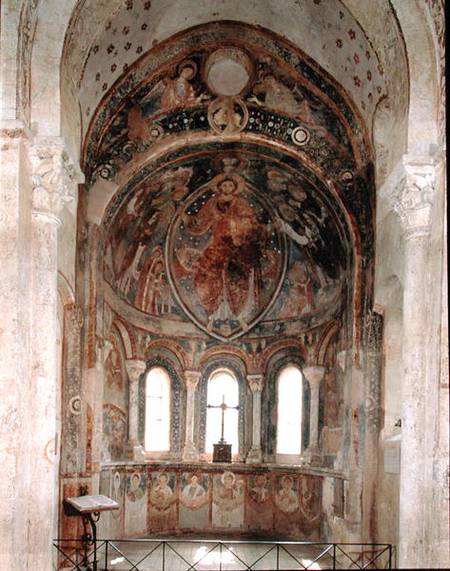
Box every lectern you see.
[63,494,119,571]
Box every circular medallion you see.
[291,126,310,146]
[208,97,249,135]
[69,396,82,415]
[205,48,253,96]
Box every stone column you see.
[182,370,201,461]
[28,138,81,569]
[334,350,348,472]
[303,366,325,465]
[393,158,435,567]
[246,374,264,463]
[0,123,33,571]
[125,359,147,460]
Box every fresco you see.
[109,471,125,538]
[102,403,127,461]
[212,471,245,529]
[125,471,148,536]
[97,466,324,539]
[274,475,301,534]
[104,333,125,392]
[104,151,347,341]
[82,23,370,188]
[246,473,273,532]
[148,472,177,531]
[179,472,209,529]
[297,476,322,539]
[167,171,287,340]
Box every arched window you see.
[205,369,239,454]
[145,366,171,452]
[276,365,303,455]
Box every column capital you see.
[247,374,264,393]
[392,155,438,239]
[28,137,84,221]
[184,370,201,389]
[125,359,146,382]
[303,366,326,385]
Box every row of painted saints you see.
[126,56,335,142]
[105,155,343,340]
[108,470,321,534]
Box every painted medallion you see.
[166,172,287,340]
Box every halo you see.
[211,172,245,195]
[130,472,141,485]
[281,475,294,486]
[221,471,236,485]
[177,59,197,80]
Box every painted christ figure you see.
[182,174,269,330]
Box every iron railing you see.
[53,538,394,570]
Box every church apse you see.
[71,21,376,543]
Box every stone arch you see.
[390,0,441,154]
[197,353,248,457]
[57,271,76,308]
[260,338,306,372]
[144,339,188,372]
[28,1,79,149]
[139,351,186,454]
[199,345,251,371]
[315,321,340,367]
[112,319,134,359]
[262,349,308,460]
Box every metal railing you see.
[53,538,394,570]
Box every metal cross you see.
[207,394,239,444]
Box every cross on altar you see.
[207,394,239,462]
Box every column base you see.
[246,447,262,464]
[302,447,323,466]
[182,444,199,462]
[333,450,344,471]
[132,444,145,461]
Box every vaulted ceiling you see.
[70,18,379,348]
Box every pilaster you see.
[27,136,82,569]
[391,155,436,567]
[0,122,32,571]
[302,366,325,466]
[182,370,201,461]
[125,359,147,461]
[246,374,264,463]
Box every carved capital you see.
[247,374,264,393]
[303,366,325,386]
[184,370,201,390]
[125,359,146,382]
[393,158,436,239]
[29,137,84,220]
